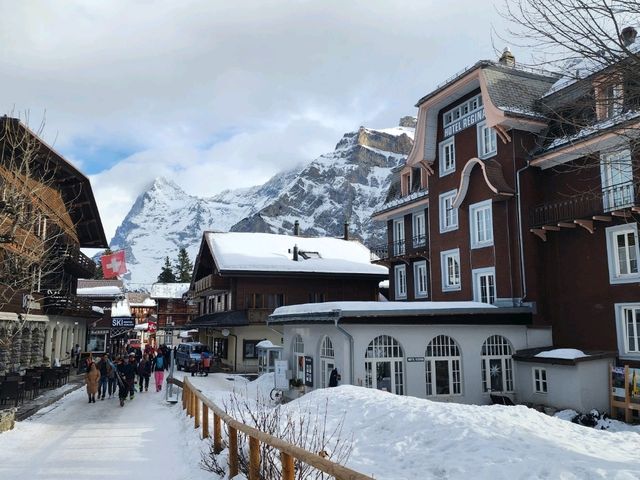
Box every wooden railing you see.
[174,376,373,480]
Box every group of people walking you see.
[84,345,170,407]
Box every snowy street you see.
[0,378,209,480]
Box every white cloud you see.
[0,0,515,242]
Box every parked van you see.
[176,342,209,371]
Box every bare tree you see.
[0,114,76,351]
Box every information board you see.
[275,360,289,390]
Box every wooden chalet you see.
[189,230,387,372]
[0,116,107,373]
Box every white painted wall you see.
[515,359,612,413]
[282,322,552,404]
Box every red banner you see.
[101,250,127,279]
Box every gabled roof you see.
[202,232,387,277]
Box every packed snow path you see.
[0,379,210,480]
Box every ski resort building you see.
[149,282,196,346]
[271,41,640,413]
[188,231,387,372]
[0,117,107,373]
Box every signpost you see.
[111,317,135,328]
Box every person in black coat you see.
[122,354,136,399]
[137,353,152,392]
[115,357,130,407]
[329,368,340,387]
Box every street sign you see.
[111,317,135,328]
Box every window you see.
[481,335,514,393]
[413,212,426,247]
[443,94,483,127]
[439,138,456,176]
[440,248,461,291]
[87,332,108,353]
[477,122,497,158]
[600,149,633,211]
[243,340,260,359]
[425,335,462,396]
[364,335,404,395]
[393,219,405,255]
[615,304,640,357]
[439,190,458,233]
[533,367,548,393]
[212,338,228,359]
[293,335,305,380]
[320,336,335,388]
[413,261,428,298]
[395,265,407,299]
[473,267,496,304]
[601,83,624,119]
[308,293,326,303]
[469,200,493,248]
[606,224,640,284]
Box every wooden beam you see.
[593,215,612,222]
[611,210,631,218]
[574,219,595,234]
[542,225,560,231]
[557,222,576,229]
[632,206,640,213]
[530,228,547,242]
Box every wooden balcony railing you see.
[177,376,373,480]
[51,243,96,278]
[530,182,637,229]
[195,274,214,293]
[369,235,428,262]
[43,293,98,317]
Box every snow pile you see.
[77,285,123,296]
[111,298,131,317]
[535,348,589,360]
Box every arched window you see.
[319,336,335,388]
[292,335,305,381]
[481,335,514,393]
[364,335,404,395]
[425,335,462,396]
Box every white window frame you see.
[481,335,514,393]
[600,149,633,211]
[469,199,493,248]
[472,267,496,304]
[532,367,548,394]
[393,218,405,256]
[443,94,483,127]
[439,189,458,233]
[440,248,461,292]
[412,212,426,247]
[293,335,305,381]
[425,335,462,396]
[614,303,640,359]
[413,260,428,298]
[477,121,497,159]
[439,138,456,177]
[606,223,640,284]
[394,264,407,299]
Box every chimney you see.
[293,220,300,236]
[293,244,299,261]
[621,26,638,47]
[498,47,515,67]
[343,221,350,240]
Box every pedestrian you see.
[115,357,129,407]
[83,353,94,374]
[71,344,81,368]
[329,368,341,387]
[201,350,211,377]
[152,350,165,392]
[85,362,100,403]
[137,353,152,392]
[128,352,139,394]
[123,354,136,400]
[97,354,113,400]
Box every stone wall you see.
[0,408,16,433]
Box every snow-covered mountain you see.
[109,119,415,287]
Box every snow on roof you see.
[205,232,388,276]
[534,348,589,360]
[256,340,282,349]
[91,306,104,314]
[150,283,191,299]
[129,298,157,307]
[77,286,123,297]
[379,280,389,289]
[272,301,497,317]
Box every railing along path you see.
[170,377,373,480]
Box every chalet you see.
[189,230,387,372]
[0,117,107,373]
[149,282,195,346]
[272,41,640,412]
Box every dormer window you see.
[597,81,623,120]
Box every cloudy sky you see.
[0,0,517,242]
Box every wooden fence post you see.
[194,397,200,429]
[202,404,209,439]
[213,413,222,454]
[249,436,260,480]
[182,383,187,410]
[281,452,294,480]
[228,426,239,478]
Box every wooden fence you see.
[170,376,373,480]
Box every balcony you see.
[43,293,100,317]
[194,274,214,294]
[529,182,638,240]
[370,235,429,263]
[51,243,96,278]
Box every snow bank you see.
[535,348,589,360]
[273,300,497,316]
